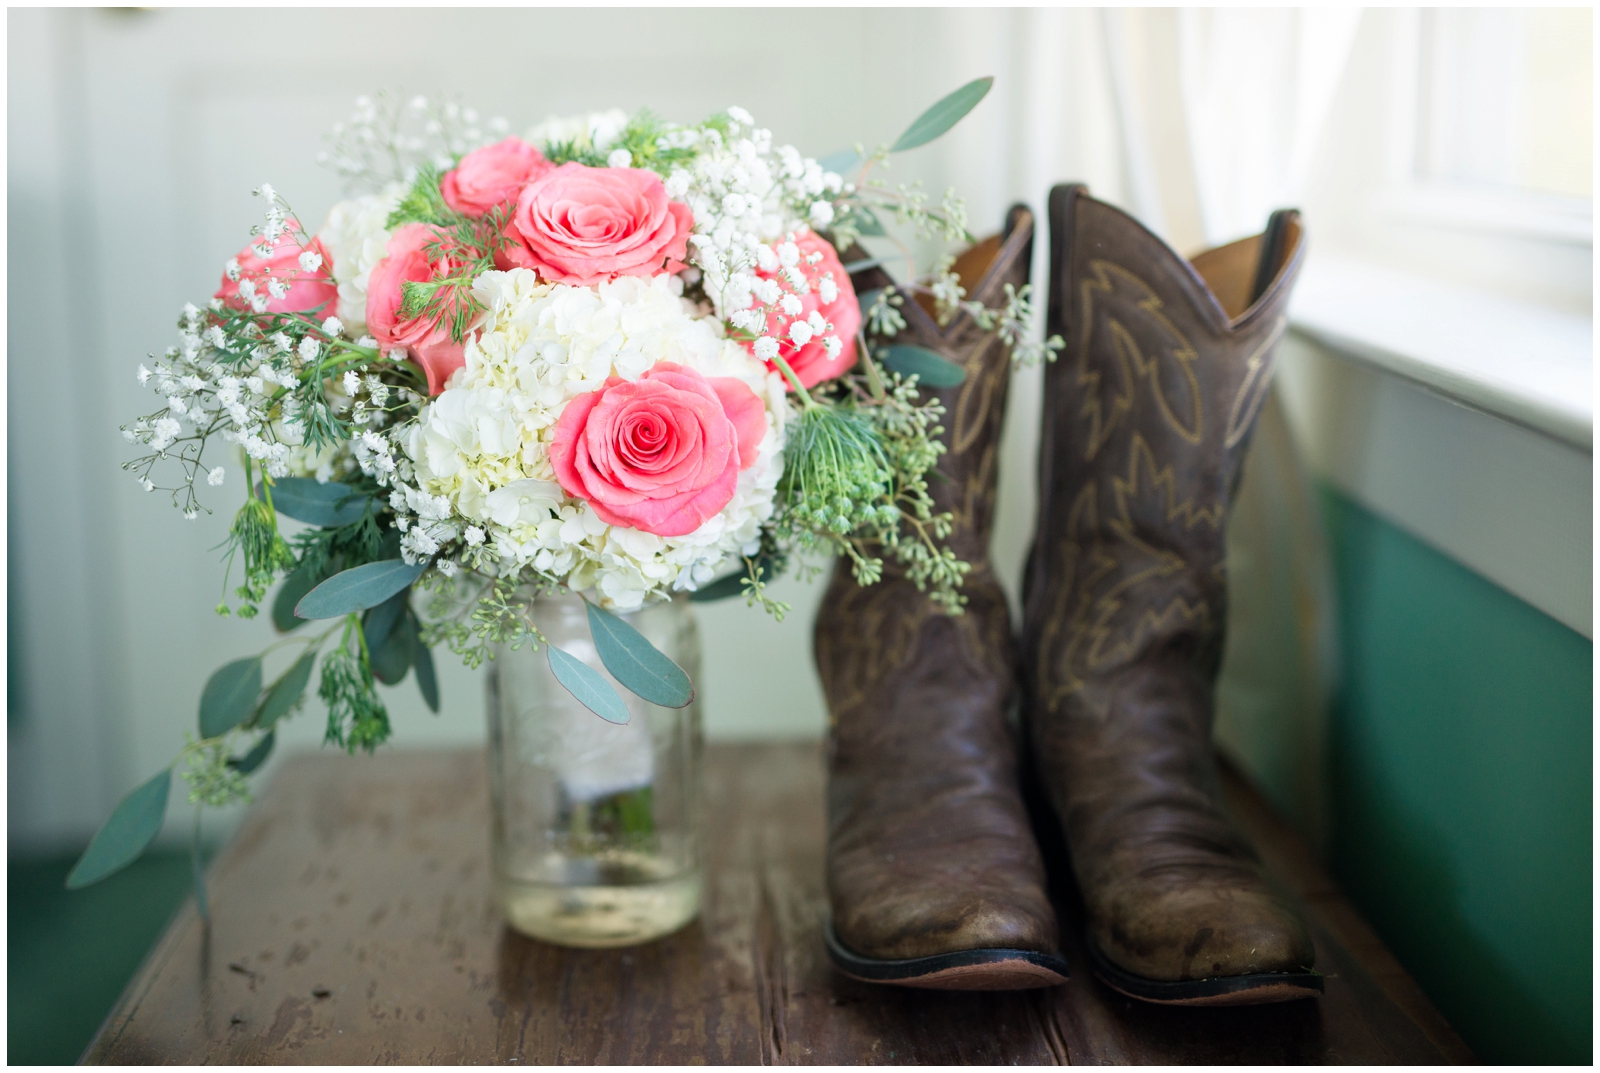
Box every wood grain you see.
[83,744,1472,1064]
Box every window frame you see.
[1377,8,1593,249]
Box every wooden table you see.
[84,744,1472,1064]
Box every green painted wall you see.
[1319,486,1592,1064]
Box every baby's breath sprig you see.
[319,91,508,194]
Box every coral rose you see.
[214,225,337,316]
[440,137,553,218]
[365,223,470,396]
[748,231,859,390]
[504,163,693,286]
[548,362,767,538]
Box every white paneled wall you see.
[8,8,1140,850]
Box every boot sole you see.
[825,920,1070,991]
[1087,938,1324,1006]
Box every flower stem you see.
[191,807,211,924]
[769,353,815,408]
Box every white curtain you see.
[1176,8,1363,245]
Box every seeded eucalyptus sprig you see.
[764,348,968,614]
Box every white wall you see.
[8,8,1143,851]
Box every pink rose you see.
[747,231,860,390]
[503,163,694,286]
[214,225,337,316]
[549,362,767,537]
[365,223,469,396]
[440,137,553,218]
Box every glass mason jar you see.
[485,591,703,948]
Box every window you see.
[1385,8,1592,245]
[1417,8,1592,201]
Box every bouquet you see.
[71,79,1056,901]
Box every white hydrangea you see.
[402,269,787,610]
[316,182,404,335]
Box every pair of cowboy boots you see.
[814,185,1320,1004]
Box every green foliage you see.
[362,587,409,652]
[290,503,386,586]
[891,76,994,152]
[263,478,374,527]
[220,495,296,617]
[585,601,693,708]
[385,163,452,229]
[199,657,263,738]
[272,564,320,632]
[545,109,732,175]
[181,738,252,808]
[547,645,631,724]
[690,551,781,605]
[880,345,966,388]
[66,769,172,889]
[296,559,426,619]
[319,624,391,754]
[229,729,275,775]
[420,571,556,668]
[818,149,862,175]
[591,786,655,840]
[369,607,416,685]
[254,648,316,730]
[542,138,605,168]
[861,289,908,338]
[412,633,440,713]
[392,204,510,344]
[779,405,898,539]
[772,352,969,614]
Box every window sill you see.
[1287,255,1592,452]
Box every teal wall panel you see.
[1320,486,1592,1064]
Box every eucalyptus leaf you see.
[271,564,321,632]
[413,635,439,713]
[66,768,171,889]
[259,478,373,528]
[547,645,631,724]
[585,602,694,708]
[255,649,315,730]
[296,559,425,620]
[843,259,889,276]
[199,657,263,739]
[228,730,276,775]
[854,207,887,237]
[881,344,968,388]
[691,557,777,604]
[891,76,994,153]
[370,609,415,686]
[818,149,862,175]
[362,588,409,653]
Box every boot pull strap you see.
[1046,184,1088,341]
[1249,209,1300,306]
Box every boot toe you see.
[831,845,1059,962]
[1093,884,1315,982]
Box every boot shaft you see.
[1024,186,1304,706]
[847,205,1035,564]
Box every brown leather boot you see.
[1020,184,1322,1005]
[815,206,1068,990]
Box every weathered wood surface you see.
[83,743,1472,1064]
